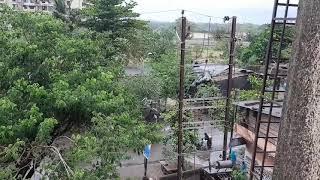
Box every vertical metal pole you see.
[144,157,148,177]
[177,10,186,180]
[249,0,279,179]
[223,16,237,160]
[229,89,239,150]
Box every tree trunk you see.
[273,1,320,179]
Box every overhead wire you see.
[139,8,262,26]
[139,9,225,21]
[184,10,225,20]
[139,9,181,15]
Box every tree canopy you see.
[0,6,161,179]
[82,0,145,36]
[238,25,295,65]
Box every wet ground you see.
[119,144,164,179]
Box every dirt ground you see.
[119,163,164,180]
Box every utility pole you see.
[177,10,186,180]
[222,16,237,160]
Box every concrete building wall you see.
[1,0,84,12]
[2,0,55,12]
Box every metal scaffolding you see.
[249,0,299,179]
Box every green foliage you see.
[197,84,227,130]
[150,53,179,99]
[238,25,295,66]
[148,27,176,60]
[77,0,160,65]
[238,28,270,65]
[124,27,176,63]
[36,118,59,144]
[248,75,264,90]
[1,140,25,163]
[195,84,220,98]
[63,113,162,179]
[54,0,66,14]
[238,90,260,101]
[0,165,15,180]
[79,0,176,64]
[162,110,199,159]
[53,0,81,31]
[150,51,196,99]
[122,76,163,101]
[82,0,145,36]
[0,9,161,179]
[232,170,247,180]
[237,75,267,101]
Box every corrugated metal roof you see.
[233,100,283,118]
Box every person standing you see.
[230,149,237,166]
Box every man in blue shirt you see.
[230,150,237,166]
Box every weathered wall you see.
[273,1,320,179]
[238,108,280,145]
[218,75,251,96]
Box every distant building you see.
[0,0,85,12]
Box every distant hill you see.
[148,21,263,34]
[148,21,175,30]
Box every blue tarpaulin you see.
[143,145,152,160]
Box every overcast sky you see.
[134,0,299,24]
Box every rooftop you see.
[233,100,283,118]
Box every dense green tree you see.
[122,76,163,101]
[123,26,176,63]
[0,8,160,179]
[150,53,179,99]
[53,0,81,30]
[195,84,220,98]
[82,0,145,36]
[149,27,176,60]
[162,110,200,168]
[238,25,295,65]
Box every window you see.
[29,5,35,9]
[23,5,27,9]
[41,6,47,10]
[23,0,27,2]
[12,0,16,2]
